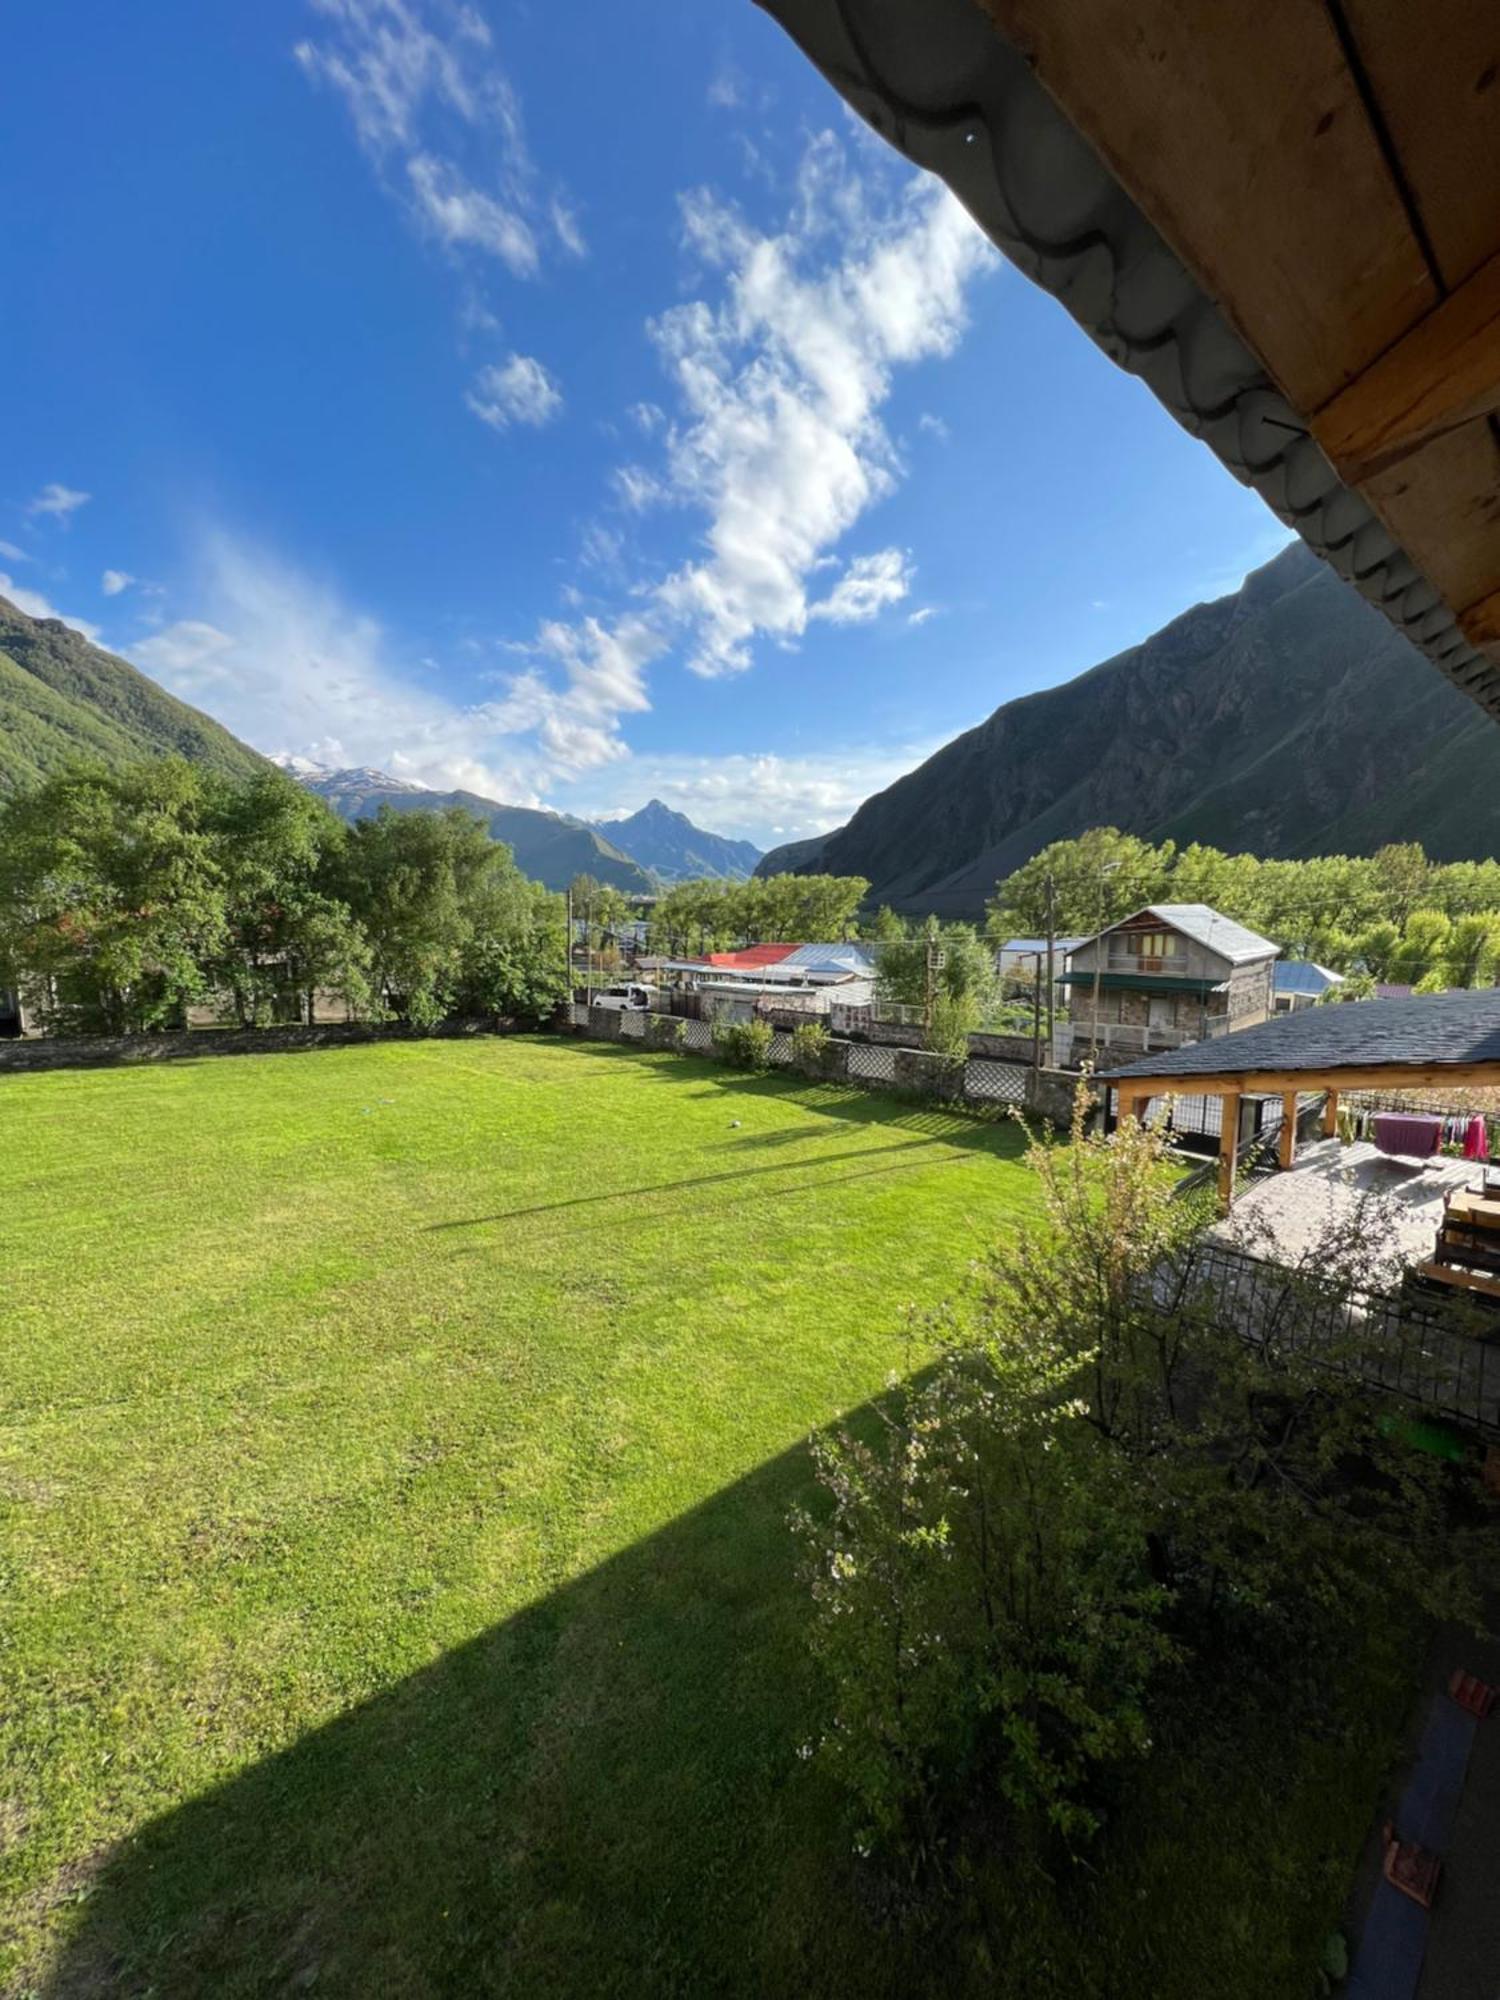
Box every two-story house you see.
[1058,904,1279,1065]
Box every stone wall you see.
[1023,1065,1088,1131]
[0,1016,511,1075]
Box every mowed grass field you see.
[2,1035,1043,1997]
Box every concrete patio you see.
[1207,1137,1476,1267]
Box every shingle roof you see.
[1274,961,1343,996]
[1100,988,1500,1082]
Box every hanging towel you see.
[1373,1112,1442,1158]
[1464,1115,1488,1161]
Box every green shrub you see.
[711,1017,773,1070]
[790,1019,831,1077]
[647,1012,688,1051]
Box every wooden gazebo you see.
[1102,990,1500,1210]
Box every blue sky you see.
[2,0,1290,848]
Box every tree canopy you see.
[0,759,570,1034]
[646,873,869,955]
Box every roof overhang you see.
[757,0,1500,721]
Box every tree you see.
[204,772,369,1025]
[876,921,997,1027]
[863,905,907,942]
[0,759,227,1033]
[989,829,1172,938]
[338,805,510,1025]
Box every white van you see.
[592,982,658,1014]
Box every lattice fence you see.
[767,1032,796,1066]
[680,1017,713,1052]
[963,1059,1026,1105]
[618,1010,646,1039]
[846,1042,898,1084]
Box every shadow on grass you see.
[41,1415,922,2000]
[577,1038,1032,1163]
[427,1138,977,1231]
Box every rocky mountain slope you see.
[0,595,269,793]
[757,545,1500,915]
[295,767,655,895]
[596,798,761,883]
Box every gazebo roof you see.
[1100,988,1500,1088]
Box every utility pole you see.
[924,922,945,1034]
[1030,950,1043,1072]
[565,886,574,1011]
[1044,871,1056,1069]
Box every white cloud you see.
[0,539,30,563]
[644,133,996,675]
[0,572,100,641]
[612,464,667,512]
[465,352,562,430]
[809,547,911,625]
[101,568,135,597]
[917,411,949,442]
[295,0,578,268]
[906,605,939,628]
[707,65,742,110]
[132,619,237,685]
[627,400,664,436]
[123,531,657,799]
[406,152,536,275]
[26,482,91,521]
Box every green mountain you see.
[597,799,761,883]
[296,767,654,895]
[0,595,269,792]
[757,545,1500,915]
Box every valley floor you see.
[0,1038,1410,1996]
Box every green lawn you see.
[0,1037,1409,1997]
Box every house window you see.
[1109,929,1182,971]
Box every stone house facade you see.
[1060,904,1278,1067]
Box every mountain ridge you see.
[0,595,270,793]
[593,798,761,883]
[757,546,1500,914]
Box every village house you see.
[1058,904,1279,1066]
[1273,961,1344,1012]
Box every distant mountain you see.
[294,766,654,895]
[756,544,1500,914]
[0,595,269,794]
[598,798,761,883]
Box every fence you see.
[568,1003,1031,1113]
[1182,1240,1500,1438]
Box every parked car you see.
[591,982,659,1013]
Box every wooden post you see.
[1322,1087,1339,1139]
[1115,1087,1139,1131]
[1218,1090,1242,1212]
[1278,1090,1299,1171]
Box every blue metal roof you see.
[1274,961,1342,997]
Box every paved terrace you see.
[1206,1138,1474,1265]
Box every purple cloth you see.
[1374,1112,1442,1158]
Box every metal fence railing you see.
[1181,1240,1500,1438]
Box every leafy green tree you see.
[988,829,1172,938]
[0,758,227,1033]
[863,904,908,942]
[876,920,997,1030]
[205,771,369,1025]
[338,805,509,1025]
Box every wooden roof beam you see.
[1310,248,1500,483]
[1107,1061,1500,1097]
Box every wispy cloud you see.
[26,482,91,521]
[294,0,577,273]
[0,539,31,563]
[0,571,100,641]
[465,352,562,431]
[101,568,135,597]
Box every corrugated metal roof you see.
[705,944,800,969]
[1275,961,1343,996]
[757,0,1500,723]
[778,942,878,975]
[999,937,1086,956]
[1072,904,1279,966]
[1100,988,1500,1081]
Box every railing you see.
[1181,1240,1500,1438]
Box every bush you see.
[711,1017,773,1070]
[790,1019,831,1077]
[647,1013,688,1051]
